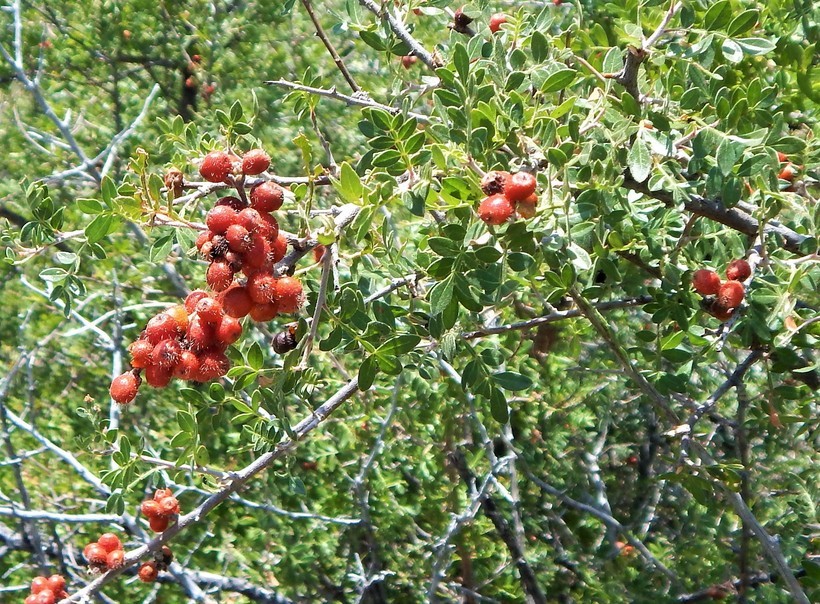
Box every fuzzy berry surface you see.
[249,181,284,212]
[199,151,235,183]
[274,276,304,314]
[241,148,271,175]
[505,172,537,202]
[477,194,514,225]
[717,280,745,309]
[110,372,140,404]
[692,269,722,296]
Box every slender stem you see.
[299,0,360,92]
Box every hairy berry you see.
[145,313,182,344]
[692,269,722,296]
[489,13,507,33]
[129,339,154,369]
[199,151,234,183]
[185,290,209,313]
[244,233,272,270]
[33,589,56,604]
[270,232,289,262]
[241,148,271,175]
[196,350,230,381]
[186,316,216,351]
[206,205,238,235]
[248,273,278,304]
[726,259,751,282]
[717,281,745,309]
[206,261,234,292]
[249,181,285,212]
[165,304,190,333]
[225,223,252,253]
[256,212,279,240]
[83,543,108,566]
[249,302,278,322]
[237,208,263,233]
[151,339,182,370]
[158,495,180,517]
[97,533,122,553]
[195,297,224,324]
[110,372,140,405]
[141,499,162,518]
[138,561,159,583]
[505,172,537,202]
[216,315,243,346]
[173,350,200,380]
[274,276,304,314]
[220,285,254,318]
[144,364,174,388]
[215,195,247,211]
[106,549,125,570]
[477,194,514,225]
[480,170,510,195]
[153,488,173,501]
[195,230,210,250]
[45,576,66,594]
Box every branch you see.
[299,0,360,92]
[357,0,438,70]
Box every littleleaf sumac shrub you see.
[0,1,817,603]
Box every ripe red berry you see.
[480,170,510,195]
[778,163,797,181]
[215,195,247,211]
[270,232,289,263]
[33,589,56,604]
[692,269,722,296]
[401,55,417,69]
[244,232,272,269]
[97,533,122,553]
[236,207,262,234]
[726,259,751,282]
[249,302,278,322]
[45,576,66,594]
[138,561,159,583]
[216,315,243,346]
[505,172,537,202]
[195,230,210,250]
[776,151,788,163]
[145,313,182,344]
[83,543,108,565]
[173,350,201,380]
[489,13,507,33]
[185,290,210,313]
[186,316,216,351]
[225,224,252,253]
[165,304,190,333]
[106,549,125,570]
[313,244,326,263]
[249,181,285,212]
[199,151,235,183]
[195,297,224,324]
[275,276,304,314]
[151,339,182,370]
[148,516,169,533]
[31,577,49,593]
[196,350,230,381]
[129,339,154,369]
[256,212,279,241]
[220,285,254,318]
[141,499,162,518]
[110,372,140,404]
[241,148,271,175]
[206,205,238,235]
[248,273,278,304]
[144,364,174,388]
[206,261,234,292]
[477,194,514,225]
[717,280,745,310]
[158,496,180,517]
[516,192,538,219]
[25,595,39,604]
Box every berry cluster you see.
[692,259,751,322]
[24,575,68,604]
[109,148,305,405]
[140,488,181,533]
[477,170,538,225]
[138,546,174,584]
[83,533,125,572]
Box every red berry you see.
[145,313,182,344]
[220,285,254,318]
[776,151,788,163]
[256,212,279,241]
[165,304,190,333]
[45,576,66,594]
[241,148,271,175]
[195,230,210,250]
[207,261,234,292]
[185,290,210,313]
[206,205,238,235]
[692,269,722,296]
[236,208,262,233]
[215,315,243,346]
[248,273,278,304]
[138,561,159,582]
[195,297,224,324]
[505,172,537,202]
[516,192,538,219]
[110,372,140,404]
[159,496,180,517]
[26,595,39,604]
[173,350,201,380]
[199,151,234,183]
[249,301,279,321]
[480,170,510,195]
[196,350,230,381]
[129,339,154,369]
[249,181,285,212]
[244,233,272,270]
[215,195,247,211]
[726,259,751,282]
[153,488,173,501]
[34,589,56,604]
[274,277,304,314]
[778,163,797,181]
[83,543,108,565]
[313,244,326,263]
[477,194,514,225]
[141,499,162,518]
[31,577,49,593]
[717,281,745,309]
[489,13,507,33]
[144,364,174,388]
[106,549,125,570]
[151,339,182,370]
[270,232,288,262]
[97,532,122,553]
[186,316,216,351]
[401,55,417,69]
[148,516,169,533]
[225,224,252,253]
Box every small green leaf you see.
[493,371,532,391]
[453,43,470,82]
[85,213,113,244]
[727,9,759,37]
[77,198,102,214]
[376,334,420,357]
[735,37,776,56]
[429,275,454,315]
[540,69,576,93]
[627,138,652,183]
[489,388,509,423]
[531,31,549,62]
[247,341,264,371]
[703,0,731,31]
[358,355,378,391]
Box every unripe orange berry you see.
[165,304,190,333]
[106,549,125,570]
